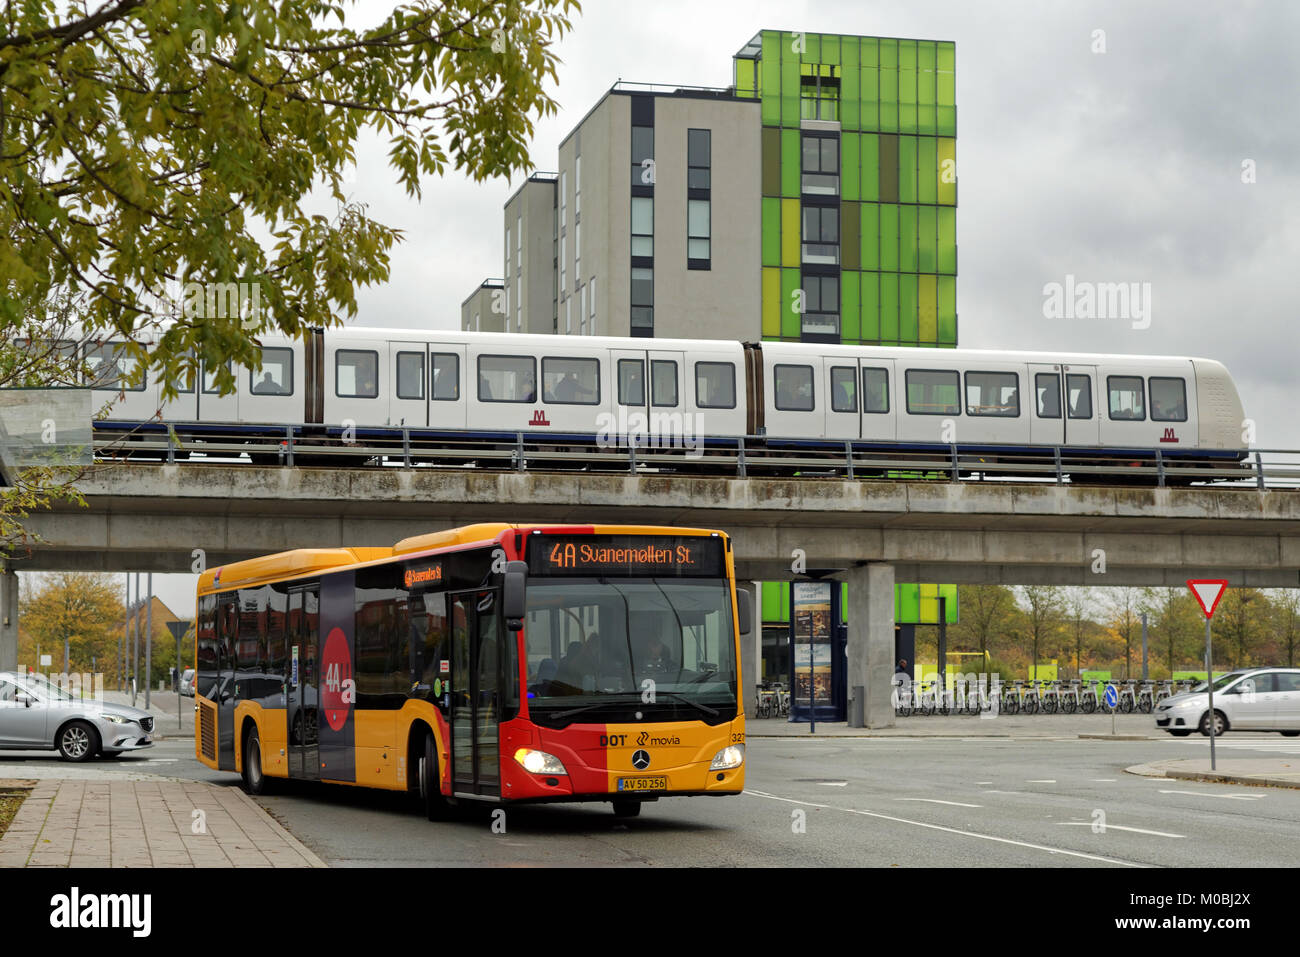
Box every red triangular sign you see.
[1186,579,1229,619]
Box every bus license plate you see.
[617,776,667,793]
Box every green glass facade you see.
[761,583,959,625]
[736,31,957,347]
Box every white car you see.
[179,669,196,697]
[1155,667,1300,737]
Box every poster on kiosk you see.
[789,581,846,722]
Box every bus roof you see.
[197,524,727,594]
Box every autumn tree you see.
[1272,590,1300,668]
[1142,587,1201,676]
[949,584,1021,663]
[1215,587,1265,669]
[0,0,580,545]
[18,572,125,679]
[1016,585,1065,679]
[1103,587,1142,678]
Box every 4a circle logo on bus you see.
[320,627,355,731]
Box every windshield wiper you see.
[548,694,641,721]
[651,690,719,718]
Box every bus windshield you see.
[522,578,737,726]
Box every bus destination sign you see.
[528,535,725,578]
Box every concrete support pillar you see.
[846,562,895,729]
[737,580,759,716]
[0,567,17,672]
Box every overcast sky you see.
[44,0,1300,620]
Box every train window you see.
[830,367,857,413]
[905,370,959,415]
[619,359,646,406]
[542,357,600,405]
[396,352,424,400]
[250,347,293,396]
[651,360,678,407]
[85,341,146,392]
[695,361,737,409]
[202,360,232,394]
[965,372,1019,417]
[336,350,378,399]
[432,353,459,401]
[862,368,890,414]
[1149,377,1188,422]
[774,365,815,411]
[478,355,536,403]
[1035,374,1061,418]
[1066,374,1092,418]
[1107,376,1145,420]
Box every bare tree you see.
[1018,586,1065,680]
[1104,587,1142,679]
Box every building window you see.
[579,283,586,336]
[575,155,581,217]
[799,67,840,121]
[801,135,839,196]
[631,125,654,186]
[687,199,710,267]
[687,129,711,190]
[574,222,581,291]
[802,205,839,264]
[631,196,654,258]
[631,266,653,335]
[801,274,839,337]
[589,276,596,334]
[560,170,567,229]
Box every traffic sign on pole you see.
[1186,579,1228,619]
[1187,579,1228,771]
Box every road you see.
[5,731,1299,867]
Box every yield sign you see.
[1187,579,1229,619]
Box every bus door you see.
[450,590,501,797]
[287,584,321,781]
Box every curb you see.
[1163,768,1300,790]
[1078,733,1155,741]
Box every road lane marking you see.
[1157,789,1263,801]
[976,781,993,785]
[1091,778,1117,782]
[744,790,1147,867]
[1058,822,1184,838]
[1026,779,1057,783]
[816,782,849,787]
[897,798,982,808]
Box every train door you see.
[858,359,897,443]
[449,590,502,797]
[287,585,320,781]
[825,360,860,440]
[389,341,428,428]
[647,350,687,448]
[611,348,648,445]
[198,359,239,423]
[1062,364,1100,447]
[1028,363,1065,446]
[428,343,467,431]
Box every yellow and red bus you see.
[194,523,749,818]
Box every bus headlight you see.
[514,748,568,776]
[709,744,745,770]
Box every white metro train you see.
[85,327,1248,472]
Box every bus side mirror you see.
[736,590,753,637]
[503,561,527,631]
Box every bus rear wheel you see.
[242,726,270,795]
[612,799,641,818]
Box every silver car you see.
[0,671,155,761]
[179,668,196,697]
[1155,667,1300,737]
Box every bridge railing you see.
[87,422,1300,489]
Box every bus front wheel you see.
[612,799,641,819]
[420,733,451,821]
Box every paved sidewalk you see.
[1126,757,1300,789]
[0,776,324,868]
[748,713,1161,738]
